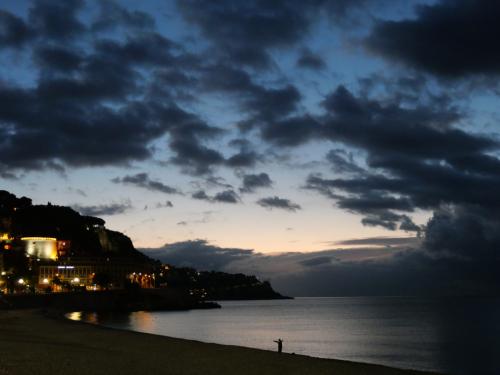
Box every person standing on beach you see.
[273,338,283,353]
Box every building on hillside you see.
[22,237,58,260]
[1,232,13,251]
[37,257,155,291]
[20,237,71,261]
[0,197,159,294]
[0,231,156,293]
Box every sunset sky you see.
[1,0,500,295]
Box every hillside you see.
[0,190,287,301]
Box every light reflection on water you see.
[66,311,81,321]
[66,296,500,375]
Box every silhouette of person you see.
[273,338,283,353]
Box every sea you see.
[67,296,500,375]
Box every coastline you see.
[0,289,221,311]
[0,309,443,375]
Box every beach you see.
[0,309,440,375]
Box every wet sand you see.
[0,309,441,375]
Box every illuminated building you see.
[128,272,155,289]
[21,237,58,260]
[0,234,156,293]
[0,195,157,294]
[56,240,70,258]
[1,232,13,251]
[0,233,11,291]
[37,257,155,291]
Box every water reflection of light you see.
[67,311,82,321]
[84,312,99,324]
[66,311,99,324]
[130,311,155,331]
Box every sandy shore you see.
[0,309,440,375]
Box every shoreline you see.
[0,308,443,375]
[0,289,221,312]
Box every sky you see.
[1,0,500,295]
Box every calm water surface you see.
[67,297,500,375]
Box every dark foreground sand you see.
[0,310,440,375]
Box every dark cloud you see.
[423,206,500,262]
[166,114,226,175]
[335,236,420,248]
[195,63,306,152]
[321,85,471,158]
[226,138,261,168]
[34,45,83,71]
[257,196,301,212]
[160,103,261,174]
[326,149,364,174]
[0,2,228,176]
[177,0,376,69]
[112,173,180,195]
[366,0,500,78]
[170,139,225,175]
[1,0,320,176]
[91,0,155,31]
[72,202,132,216]
[260,115,319,147]
[357,72,443,105]
[303,84,500,230]
[0,171,19,180]
[226,150,260,168]
[361,212,415,231]
[29,0,86,41]
[141,233,499,297]
[213,190,240,204]
[296,48,326,70]
[0,10,32,48]
[328,189,420,233]
[0,91,172,169]
[228,138,252,149]
[141,239,254,271]
[240,173,273,193]
[271,248,499,297]
[191,189,240,204]
[299,256,332,267]
[202,64,302,130]
[94,32,180,67]
[36,52,139,101]
[247,85,301,125]
[304,175,409,231]
[337,194,414,212]
[197,63,310,149]
[156,201,173,208]
[399,215,424,233]
[153,70,197,88]
[202,176,233,190]
[192,190,210,201]
[177,0,315,68]
[201,63,256,93]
